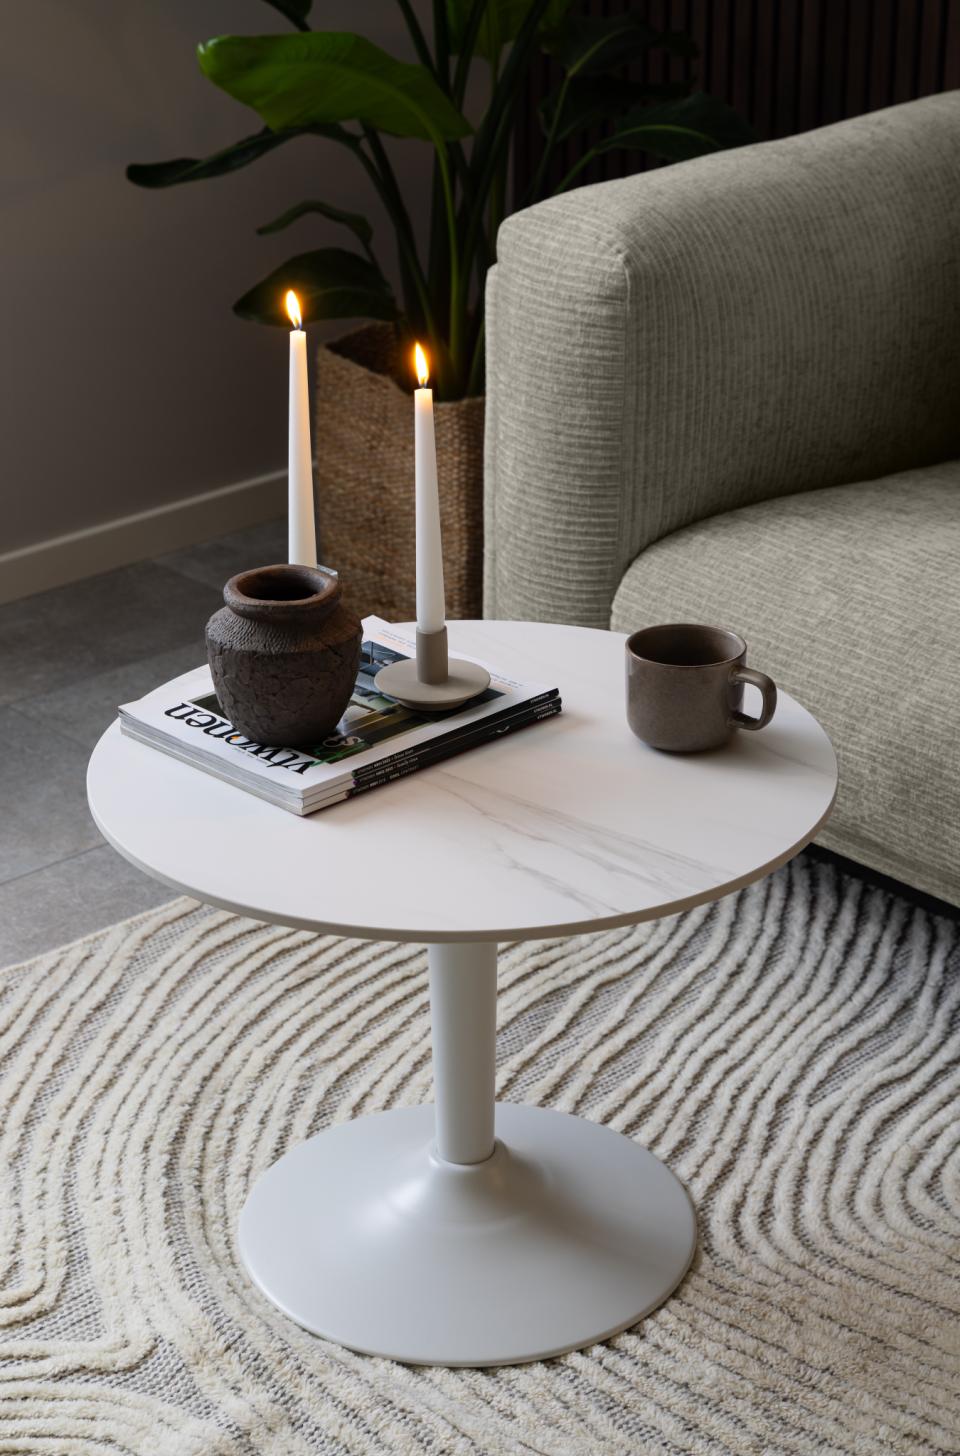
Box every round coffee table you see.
[87,620,836,1367]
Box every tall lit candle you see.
[414,343,445,635]
[371,340,489,704]
[285,290,317,568]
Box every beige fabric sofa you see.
[484,93,960,905]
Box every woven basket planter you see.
[314,323,484,624]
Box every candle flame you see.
[285,290,302,329]
[414,342,429,388]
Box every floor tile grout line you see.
[4,637,208,719]
[0,840,106,892]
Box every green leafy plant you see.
[128,2,754,398]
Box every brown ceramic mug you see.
[625,624,777,752]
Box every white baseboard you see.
[0,469,286,606]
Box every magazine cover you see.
[119,617,561,812]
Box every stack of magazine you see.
[119,617,561,815]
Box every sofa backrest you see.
[484,92,960,626]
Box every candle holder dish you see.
[206,564,362,747]
[373,627,491,710]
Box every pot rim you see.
[224,564,340,615]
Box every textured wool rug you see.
[1,855,958,1455]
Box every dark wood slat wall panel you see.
[947,2,960,90]
[514,0,958,204]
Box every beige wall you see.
[0,0,430,557]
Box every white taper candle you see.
[286,291,317,568]
[414,344,445,634]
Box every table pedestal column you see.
[239,940,697,1366]
[428,941,497,1165]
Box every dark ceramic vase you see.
[206,564,362,747]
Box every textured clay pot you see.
[206,565,362,747]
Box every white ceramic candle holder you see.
[374,627,491,710]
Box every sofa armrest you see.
[484,92,960,626]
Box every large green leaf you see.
[198,33,470,142]
[233,248,398,325]
[588,92,756,166]
[127,128,300,187]
[542,13,696,77]
[256,198,373,248]
[446,0,571,63]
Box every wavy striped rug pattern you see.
[1,856,958,1455]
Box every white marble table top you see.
[87,621,837,943]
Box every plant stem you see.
[459,91,514,299]
[453,0,490,105]
[358,128,435,336]
[396,0,437,76]
[434,142,462,390]
[427,156,450,338]
[551,148,598,195]
[486,20,504,241]
[467,315,485,397]
[468,0,554,188]
[360,234,386,275]
[433,0,451,91]
[276,3,310,32]
[429,1,458,389]
[461,0,556,304]
[526,72,571,204]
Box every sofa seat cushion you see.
[610,461,960,905]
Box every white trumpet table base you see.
[238,942,696,1367]
[238,1103,695,1367]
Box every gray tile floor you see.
[0,519,287,966]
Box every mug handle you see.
[730,667,777,732]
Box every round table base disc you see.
[238,1103,697,1367]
